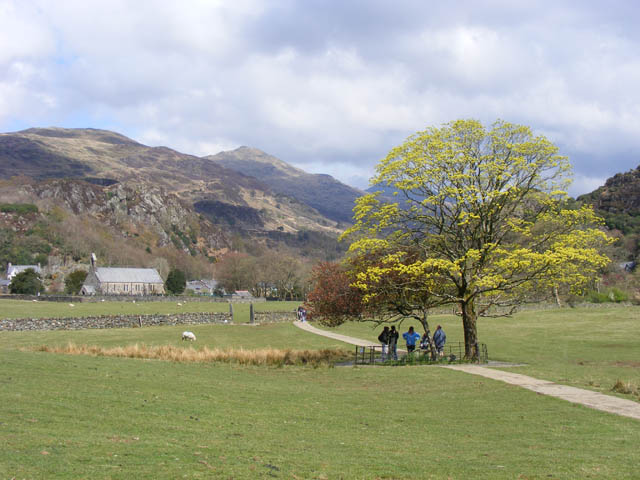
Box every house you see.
[0,278,10,294]
[231,290,254,300]
[7,263,42,281]
[186,279,219,295]
[80,254,165,295]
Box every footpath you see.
[293,321,640,421]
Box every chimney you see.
[90,253,97,270]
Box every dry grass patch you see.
[30,343,350,367]
[611,379,639,396]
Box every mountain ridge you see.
[205,146,364,223]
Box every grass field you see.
[0,299,301,323]
[0,303,639,478]
[316,305,640,400]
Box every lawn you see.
[0,299,301,323]
[0,304,639,479]
[314,305,640,399]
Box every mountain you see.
[205,146,364,224]
[0,127,344,236]
[0,177,229,283]
[0,127,353,277]
[577,165,640,235]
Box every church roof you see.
[95,267,163,284]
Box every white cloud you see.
[2,1,640,196]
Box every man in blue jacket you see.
[402,326,421,354]
[433,325,446,357]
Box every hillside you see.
[577,165,640,235]
[205,146,364,224]
[0,128,343,237]
[0,177,230,284]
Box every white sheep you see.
[182,331,196,341]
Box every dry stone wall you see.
[253,311,297,323]
[0,312,232,331]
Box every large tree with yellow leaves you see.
[342,119,612,360]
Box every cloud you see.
[2,1,640,194]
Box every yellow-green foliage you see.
[343,119,613,332]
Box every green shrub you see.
[0,203,39,215]
[9,268,44,294]
[585,288,629,303]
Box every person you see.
[433,325,446,357]
[403,326,421,354]
[300,307,307,322]
[388,326,399,360]
[377,326,390,361]
[296,306,303,321]
[419,331,430,350]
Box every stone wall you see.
[0,294,267,303]
[0,312,232,331]
[252,311,297,324]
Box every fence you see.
[354,341,489,365]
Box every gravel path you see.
[444,365,640,421]
[294,321,640,421]
[294,320,378,347]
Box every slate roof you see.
[95,267,163,284]
[7,265,41,279]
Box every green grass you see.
[315,305,640,398]
[0,305,639,478]
[0,299,300,323]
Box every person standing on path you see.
[378,326,390,361]
[388,326,399,360]
[403,326,421,354]
[433,325,446,357]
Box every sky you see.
[1,0,640,197]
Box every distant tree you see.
[214,252,253,292]
[9,268,44,295]
[305,262,364,327]
[165,269,186,295]
[64,269,88,294]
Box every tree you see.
[165,268,186,295]
[214,252,253,293]
[64,269,88,294]
[342,119,613,359]
[9,268,45,295]
[305,262,364,327]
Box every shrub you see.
[9,268,44,295]
[0,203,39,214]
[165,268,186,294]
[65,269,88,294]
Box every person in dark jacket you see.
[388,326,399,360]
[433,325,446,357]
[378,326,390,361]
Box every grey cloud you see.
[2,1,640,196]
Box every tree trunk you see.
[460,299,479,361]
[554,286,562,307]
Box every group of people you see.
[377,324,446,361]
[296,306,308,322]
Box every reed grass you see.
[30,342,350,366]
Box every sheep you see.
[182,331,196,341]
